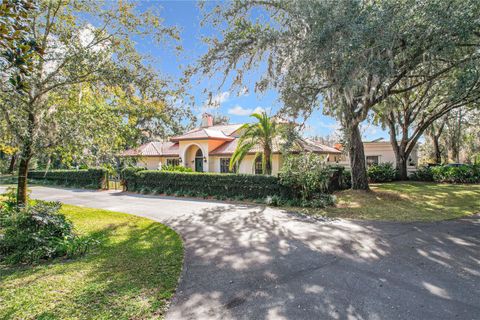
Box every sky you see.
[132,0,387,141]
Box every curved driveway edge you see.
[3,186,479,320]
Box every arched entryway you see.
[184,144,205,172]
[194,148,203,172]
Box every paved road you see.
[2,186,479,320]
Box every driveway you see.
[2,186,479,320]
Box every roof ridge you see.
[149,141,162,155]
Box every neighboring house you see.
[121,113,342,175]
[336,138,419,173]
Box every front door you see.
[195,157,203,172]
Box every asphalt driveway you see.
[2,186,479,320]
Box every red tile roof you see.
[121,141,179,157]
[121,124,341,157]
[210,138,341,156]
[170,124,242,142]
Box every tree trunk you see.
[432,136,442,164]
[17,112,35,207]
[44,155,51,177]
[8,154,16,174]
[348,124,369,190]
[387,120,409,181]
[17,154,31,206]
[396,157,408,180]
[264,147,272,175]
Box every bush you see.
[431,165,480,183]
[0,189,96,264]
[122,168,295,200]
[279,154,349,201]
[367,163,397,182]
[342,170,352,189]
[410,165,480,183]
[162,165,193,172]
[410,166,434,182]
[28,169,107,189]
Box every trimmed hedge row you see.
[122,168,297,199]
[28,169,108,189]
[410,165,480,183]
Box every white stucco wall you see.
[337,142,419,173]
[208,154,282,175]
[136,157,182,170]
[363,142,418,167]
[136,157,162,170]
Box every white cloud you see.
[228,105,265,116]
[209,91,230,107]
[201,91,231,113]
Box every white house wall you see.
[364,143,419,166]
[136,157,162,170]
[337,142,419,173]
[363,143,397,164]
[136,153,325,175]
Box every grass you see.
[308,181,480,222]
[0,205,184,320]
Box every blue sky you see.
[133,0,387,141]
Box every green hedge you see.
[409,166,434,182]
[431,165,480,183]
[368,163,397,182]
[411,165,480,183]
[122,168,296,199]
[28,169,108,189]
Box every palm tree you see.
[230,112,280,175]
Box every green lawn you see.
[0,205,183,320]
[311,181,480,222]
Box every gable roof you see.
[121,122,341,157]
[170,124,242,142]
[121,141,179,157]
[299,139,343,154]
[210,137,341,156]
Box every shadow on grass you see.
[324,182,480,221]
[0,216,183,319]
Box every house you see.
[336,138,419,173]
[121,113,342,175]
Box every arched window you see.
[195,148,203,157]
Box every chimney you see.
[201,113,214,127]
[334,143,343,151]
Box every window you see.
[166,158,180,167]
[220,158,235,173]
[366,156,379,166]
[254,157,263,174]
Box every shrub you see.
[308,194,336,208]
[162,165,193,172]
[0,189,96,264]
[431,165,480,183]
[410,166,434,182]
[342,170,352,189]
[265,195,281,206]
[28,169,107,189]
[279,154,348,201]
[120,167,145,191]
[367,163,397,182]
[410,165,480,183]
[122,168,296,200]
